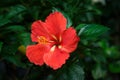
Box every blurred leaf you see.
[46,74,54,80]
[1,42,27,68]
[92,0,106,5]
[5,25,26,33]
[0,25,26,35]
[92,54,106,63]
[0,0,20,7]
[92,64,106,79]
[0,15,11,27]
[3,55,27,68]
[18,32,32,47]
[1,44,18,55]
[105,46,120,59]
[76,24,109,39]
[98,40,120,59]
[6,5,26,19]
[65,13,72,28]
[56,64,84,80]
[109,61,120,73]
[98,40,109,49]
[0,33,19,55]
[0,41,3,52]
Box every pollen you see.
[38,36,48,44]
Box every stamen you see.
[59,36,62,42]
[51,35,57,40]
[38,36,48,44]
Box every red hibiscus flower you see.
[26,11,79,70]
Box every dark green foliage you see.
[0,0,120,80]
[76,24,109,39]
[57,64,84,80]
[0,41,3,52]
[109,61,120,73]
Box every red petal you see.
[31,20,50,42]
[45,11,67,37]
[43,47,69,70]
[26,44,50,66]
[61,27,79,53]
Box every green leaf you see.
[105,46,120,59]
[65,14,72,28]
[56,64,84,80]
[6,5,26,19]
[0,25,26,35]
[3,55,27,68]
[0,33,19,55]
[92,64,106,79]
[92,54,107,63]
[18,32,32,46]
[109,61,120,73]
[0,15,11,27]
[98,40,109,50]
[1,43,19,55]
[5,25,26,33]
[1,39,27,68]
[76,24,109,39]
[0,41,3,52]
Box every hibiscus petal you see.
[43,47,69,70]
[31,20,50,42]
[61,27,79,53]
[45,11,67,37]
[26,44,50,66]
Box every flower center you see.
[50,35,62,52]
[38,36,48,44]
[37,35,62,52]
[52,35,62,46]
